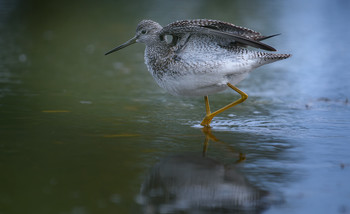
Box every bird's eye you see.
[141,30,147,34]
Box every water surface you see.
[1,0,350,214]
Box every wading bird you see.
[105,19,290,127]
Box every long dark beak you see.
[105,36,137,55]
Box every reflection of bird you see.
[106,19,290,127]
[136,154,271,214]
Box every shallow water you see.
[1,0,350,214]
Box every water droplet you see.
[19,54,27,62]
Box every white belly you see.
[153,67,251,96]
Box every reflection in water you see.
[136,130,280,214]
[201,127,246,162]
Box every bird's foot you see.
[200,115,213,127]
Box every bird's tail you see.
[256,33,281,41]
[256,52,291,66]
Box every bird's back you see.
[173,34,288,71]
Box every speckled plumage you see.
[127,19,290,96]
[106,19,290,96]
[105,19,290,125]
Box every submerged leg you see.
[201,126,218,157]
[201,127,246,162]
[200,83,248,127]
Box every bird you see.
[105,19,290,127]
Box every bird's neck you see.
[145,40,169,56]
[144,41,170,69]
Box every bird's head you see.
[105,20,162,55]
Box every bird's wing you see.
[160,19,278,51]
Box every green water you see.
[1,0,350,214]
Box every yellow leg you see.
[204,95,211,115]
[200,83,248,127]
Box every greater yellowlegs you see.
[105,19,290,127]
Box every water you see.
[1,0,350,214]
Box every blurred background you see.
[1,0,350,213]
